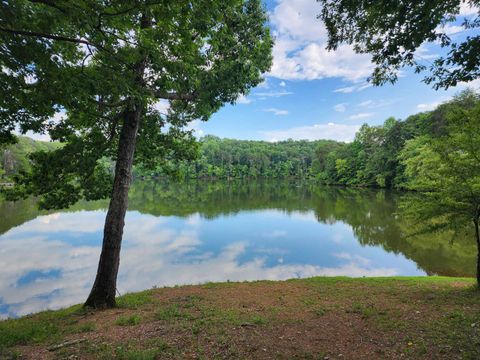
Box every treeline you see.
[315,116,424,188]
[142,89,479,186]
[140,137,336,179]
[3,90,478,188]
[0,137,60,181]
[316,89,479,189]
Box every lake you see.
[0,180,475,318]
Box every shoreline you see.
[1,276,478,359]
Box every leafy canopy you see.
[318,0,480,89]
[399,90,480,235]
[0,0,272,208]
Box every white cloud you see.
[19,111,66,142]
[270,0,326,42]
[334,252,371,267]
[268,0,373,82]
[333,82,372,93]
[459,1,479,16]
[334,86,356,94]
[186,119,204,137]
[254,90,293,98]
[414,45,439,61]
[349,112,374,120]
[417,101,442,111]
[279,81,286,87]
[357,99,393,109]
[236,94,252,104]
[264,108,289,116]
[457,78,480,90]
[153,99,170,114]
[437,24,465,36]
[262,230,288,239]
[0,209,405,318]
[334,103,347,112]
[24,131,51,142]
[271,42,373,82]
[261,122,360,142]
[358,100,374,107]
[257,78,270,89]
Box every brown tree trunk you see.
[475,219,480,288]
[84,12,150,309]
[84,108,142,308]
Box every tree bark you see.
[84,11,150,309]
[475,219,480,288]
[84,108,142,308]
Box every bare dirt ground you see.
[2,277,479,359]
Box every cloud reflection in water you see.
[0,208,421,319]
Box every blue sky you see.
[191,0,480,142]
[23,0,479,143]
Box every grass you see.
[155,304,186,321]
[117,289,155,309]
[0,276,478,359]
[74,322,96,333]
[115,314,142,326]
[0,305,85,349]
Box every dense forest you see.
[315,89,479,190]
[139,89,479,190]
[138,137,334,179]
[2,90,478,191]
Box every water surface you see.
[0,180,475,318]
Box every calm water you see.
[0,180,475,318]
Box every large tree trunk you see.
[84,12,151,309]
[475,219,480,288]
[84,108,142,308]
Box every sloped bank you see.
[1,276,478,359]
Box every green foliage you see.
[314,90,480,191]
[0,136,59,181]
[315,116,422,188]
[1,0,273,209]
[138,136,335,179]
[399,136,442,191]
[318,0,480,89]
[399,91,480,253]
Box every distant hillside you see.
[0,136,60,180]
[137,135,339,179]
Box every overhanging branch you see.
[27,0,67,13]
[155,91,197,101]
[0,27,94,47]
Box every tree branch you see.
[155,91,197,101]
[0,27,93,46]
[27,0,67,13]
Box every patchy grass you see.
[73,321,96,333]
[115,314,142,326]
[0,276,478,359]
[117,289,156,309]
[0,305,85,350]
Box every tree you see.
[399,91,480,285]
[318,0,480,89]
[1,0,272,308]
